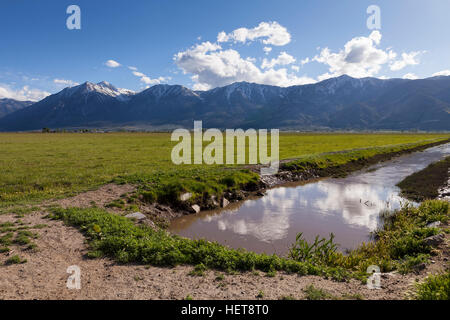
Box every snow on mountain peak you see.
[59,81,135,101]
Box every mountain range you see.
[0,98,33,119]
[0,75,449,131]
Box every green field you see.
[0,132,448,207]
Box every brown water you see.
[169,143,450,256]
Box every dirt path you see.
[52,183,136,209]
[1,208,448,300]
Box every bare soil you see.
[52,183,135,209]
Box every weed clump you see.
[5,255,27,265]
[415,272,450,300]
[303,285,332,300]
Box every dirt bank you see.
[397,156,450,202]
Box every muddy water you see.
[169,144,450,256]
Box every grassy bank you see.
[0,132,448,209]
[397,156,450,202]
[49,200,449,281]
[281,139,450,179]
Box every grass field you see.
[0,132,448,207]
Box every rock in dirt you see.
[211,196,219,207]
[222,198,230,208]
[180,193,192,202]
[423,233,445,246]
[190,205,201,214]
[125,212,147,221]
[426,221,441,228]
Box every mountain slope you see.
[0,82,133,131]
[0,98,33,119]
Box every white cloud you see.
[263,47,272,55]
[140,76,170,85]
[261,52,296,69]
[129,67,170,86]
[217,21,291,46]
[0,84,50,101]
[432,69,450,77]
[174,41,315,90]
[389,51,423,71]
[402,73,418,80]
[53,78,79,86]
[313,31,402,80]
[176,27,426,89]
[300,57,310,65]
[132,71,146,77]
[104,59,121,68]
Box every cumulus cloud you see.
[261,52,296,69]
[389,51,423,71]
[140,76,170,86]
[132,71,146,77]
[175,25,426,89]
[402,73,418,80]
[300,57,310,65]
[263,47,272,55]
[174,41,315,90]
[432,70,450,76]
[53,78,79,86]
[313,31,400,80]
[129,67,170,86]
[217,21,291,46]
[0,84,50,101]
[104,59,121,68]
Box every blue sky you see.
[1,0,450,100]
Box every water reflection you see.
[170,144,449,255]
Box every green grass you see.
[4,255,27,265]
[0,132,447,209]
[0,247,10,253]
[303,285,332,300]
[415,271,450,300]
[188,263,207,276]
